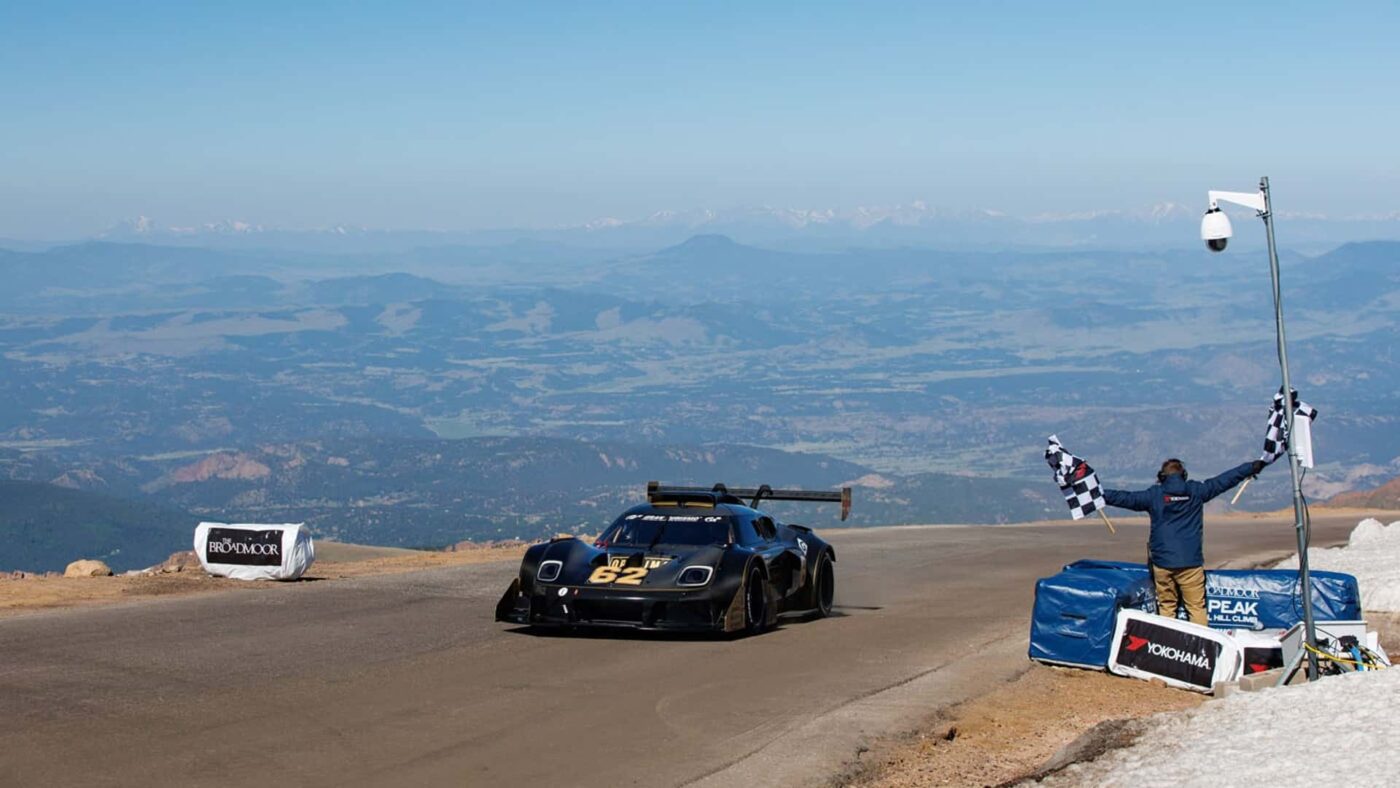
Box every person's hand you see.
[1250,460,1266,478]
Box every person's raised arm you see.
[1199,461,1262,502]
[1104,486,1153,512]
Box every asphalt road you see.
[0,513,1366,787]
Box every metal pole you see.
[1260,175,1319,680]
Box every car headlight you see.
[537,560,563,582]
[677,566,713,587]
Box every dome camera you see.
[1201,207,1232,252]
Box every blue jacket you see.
[1104,463,1255,569]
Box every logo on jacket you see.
[1163,494,1191,503]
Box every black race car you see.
[495,482,851,635]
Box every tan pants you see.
[1152,565,1208,626]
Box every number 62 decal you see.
[587,565,648,585]
[587,556,668,585]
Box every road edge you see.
[685,630,1031,788]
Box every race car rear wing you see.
[646,481,852,521]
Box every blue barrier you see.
[1202,568,1360,630]
[1030,560,1362,669]
[1029,564,1154,669]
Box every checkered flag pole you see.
[1233,389,1321,504]
[1045,435,1115,534]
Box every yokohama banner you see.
[194,522,316,581]
[1108,609,1242,692]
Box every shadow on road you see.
[498,604,877,641]
[501,625,740,641]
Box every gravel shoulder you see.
[836,662,1204,787]
[0,540,525,619]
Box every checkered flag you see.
[1045,435,1112,532]
[1234,389,1319,505]
[1260,389,1319,466]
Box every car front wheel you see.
[811,551,835,617]
[744,566,769,635]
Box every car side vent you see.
[537,560,563,582]
[677,566,713,587]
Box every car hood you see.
[549,542,728,588]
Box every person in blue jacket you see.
[1105,458,1265,626]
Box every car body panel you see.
[496,498,835,633]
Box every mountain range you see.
[76,203,1400,254]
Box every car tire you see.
[744,566,769,635]
[811,551,835,618]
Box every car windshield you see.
[598,513,733,547]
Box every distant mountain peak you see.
[663,233,746,254]
[680,233,739,247]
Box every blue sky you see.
[2,1,1397,238]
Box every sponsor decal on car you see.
[587,556,671,585]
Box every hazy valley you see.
[2,233,1397,570]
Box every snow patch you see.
[1046,668,1400,786]
[1277,519,1400,612]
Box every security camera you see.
[1201,207,1232,252]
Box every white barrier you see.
[194,522,315,581]
[1108,608,1242,693]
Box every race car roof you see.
[618,499,752,519]
[646,482,852,521]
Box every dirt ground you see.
[836,663,1204,788]
[0,540,526,618]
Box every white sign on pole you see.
[1293,411,1315,468]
